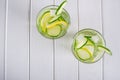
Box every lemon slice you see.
[47,21,67,29]
[76,47,92,60]
[40,11,53,32]
[41,12,50,25]
[84,44,94,55]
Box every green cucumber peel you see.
[49,0,67,25]
[55,0,67,15]
[76,39,88,50]
[84,35,98,57]
[84,36,95,45]
[48,15,61,24]
[84,35,92,38]
[98,45,112,55]
[84,35,112,56]
[75,36,93,51]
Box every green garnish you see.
[55,0,67,15]
[98,45,112,55]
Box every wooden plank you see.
[0,0,5,80]
[55,0,78,80]
[6,0,29,80]
[103,0,120,80]
[30,0,53,80]
[78,0,103,80]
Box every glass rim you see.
[73,28,106,45]
[36,5,70,20]
[36,5,70,39]
[72,28,106,64]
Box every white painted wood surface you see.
[0,0,5,80]
[103,0,120,80]
[30,0,53,80]
[55,0,78,80]
[78,0,103,80]
[6,0,29,80]
[0,0,120,80]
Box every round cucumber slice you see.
[47,25,62,37]
[76,48,92,60]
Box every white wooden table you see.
[0,0,120,80]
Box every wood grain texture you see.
[78,0,103,80]
[6,0,29,80]
[103,0,120,80]
[0,0,5,80]
[55,0,78,80]
[30,0,54,80]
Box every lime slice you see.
[55,0,67,15]
[76,47,92,60]
[47,21,67,29]
[98,45,112,55]
[47,25,62,37]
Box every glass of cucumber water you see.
[72,29,112,63]
[37,0,70,39]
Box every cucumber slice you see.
[84,36,95,45]
[84,35,92,38]
[75,38,88,49]
[98,45,112,55]
[58,14,66,22]
[76,48,92,60]
[47,25,62,37]
[55,0,67,15]
[74,35,90,49]
[49,15,61,24]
